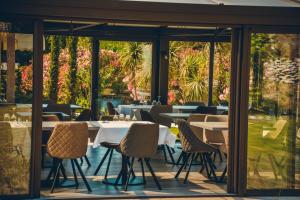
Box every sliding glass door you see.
[247,31,300,190]
[0,21,34,196]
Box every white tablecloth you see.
[93,121,176,148]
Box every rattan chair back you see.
[150,105,172,127]
[187,114,206,140]
[177,119,217,153]
[47,122,88,159]
[140,110,155,122]
[119,123,159,158]
[204,115,228,144]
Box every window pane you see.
[212,42,231,106]
[247,33,300,189]
[168,41,209,105]
[0,22,33,195]
[99,41,152,113]
[43,36,92,109]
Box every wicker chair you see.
[149,105,172,127]
[107,102,119,115]
[117,123,161,191]
[204,115,228,162]
[175,114,207,165]
[47,122,92,193]
[175,120,218,183]
[192,106,217,115]
[149,105,175,163]
[42,115,60,169]
[187,114,206,141]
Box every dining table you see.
[159,113,191,121]
[16,103,83,111]
[117,104,229,117]
[16,111,71,121]
[189,121,228,131]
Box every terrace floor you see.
[40,143,228,199]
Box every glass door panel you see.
[0,21,33,195]
[247,33,300,189]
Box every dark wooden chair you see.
[107,102,119,115]
[75,109,91,121]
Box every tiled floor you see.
[40,144,228,199]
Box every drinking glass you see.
[125,115,131,121]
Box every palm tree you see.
[121,42,143,100]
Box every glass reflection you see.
[248,33,300,189]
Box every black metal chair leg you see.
[184,153,195,184]
[166,145,175,164]
[94,148,111,175]
[140,158,146,184]
[175,153,191,179]
[194,153,199,163]
[176,151,184,165]
[74,159,92,192]
[162,145,168,162]
[104,149,114,179]
[127,158,136,179]
[125,157,134,191]
[71,160,79,188]
[218,149,223,162]
[60,163,67,181]
[220,166,227,182]
[205,153,218,182]
[202,153,211,177]
[213,152,216,162]
[80,157,84,165]
[199,154,205,173]
[84,155,91,167]
[144,158,161,190]
[50,160,62,193]
[171,147,176,154]
[114,169,122,185]
[46,158,56,182]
